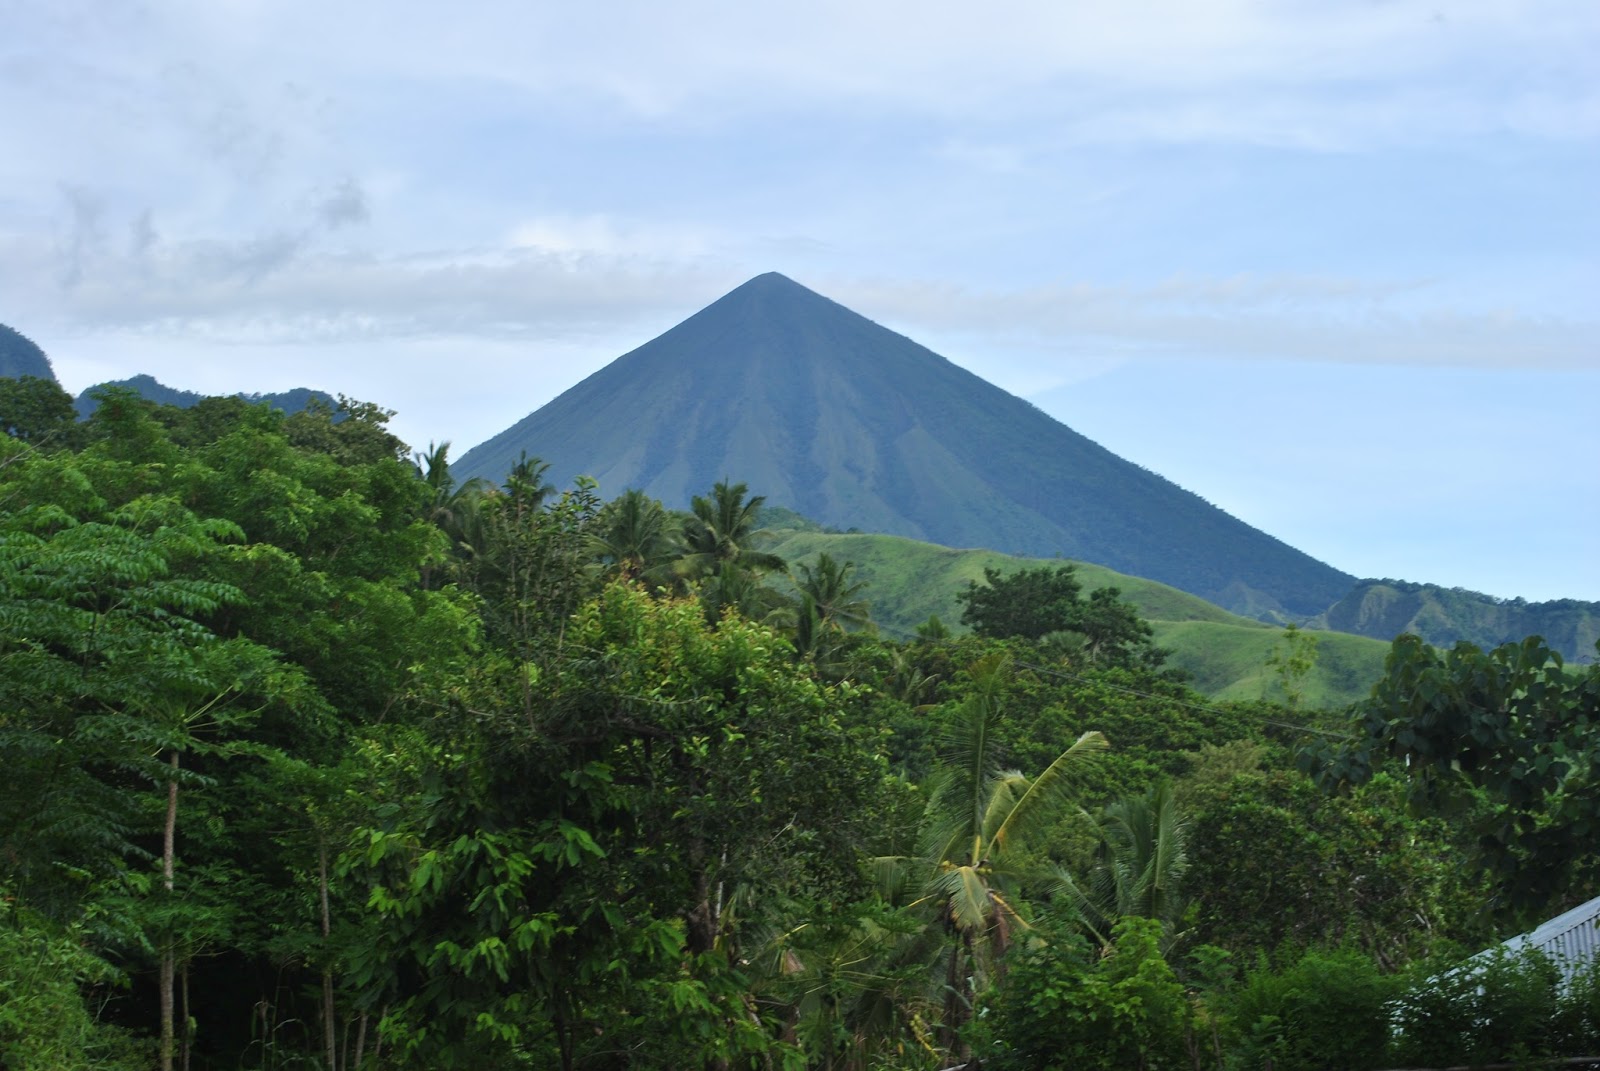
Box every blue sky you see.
[3,0,1595,601]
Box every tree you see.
[957,565,1082,640]
[351,583,892,1070]
[889,654,1107,1054]
[676,479,786,581]
[589,488,679,586]
[795,552,873,634]
[1306,634,1600,909]
[1071,586,1157,666]
[1264,622,1320,710]
[1061,781,1191,949]
[958,566,1162,669]
[0,375,77,445]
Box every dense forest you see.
[3,375,1597,1070]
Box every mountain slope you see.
[0,323,55,381]
[457,273,1355,617]
[1313,580,1599,663]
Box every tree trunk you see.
[181,964,192,1071]
[160,750,179,1071]
[321,841,337,1071]
[939,933,972,1063]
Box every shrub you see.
[981,916,1191,1071]
[1219,947,1399,1071]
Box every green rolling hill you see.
[760,524,1393,707]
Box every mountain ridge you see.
[73,374,333,419]
[456,272,1356,618]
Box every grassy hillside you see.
[762,525,1392,707]
[1149,620,1392,708]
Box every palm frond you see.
[989,730,1107,856]
[930,864,991,934]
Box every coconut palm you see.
[675,479,786,581]
[1059,780,1191,950]
[883,654,1108,1054]
[503,451,555,513]
[414,440,488,586]
[794,553,873,634]
[589,489,679,586]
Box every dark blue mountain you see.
[74,374,332,419]
[0,323,55,381]
[455,273,1356,617]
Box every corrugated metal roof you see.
[1496,893,1600,984]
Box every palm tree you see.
[885,655,1108,1055]
[675,480,786,581]
[414,441,488,585]
[794,553,872,634]
[503,451,555,514]
[589,489,679,587]
[1059,781,1191,950]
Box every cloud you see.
[55,185,106,288]
[315,179,370,229]
[828,274,1600,372]
[9,206,1592,375]
[183,0,1598,146]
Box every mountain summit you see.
[456,273,1354,617]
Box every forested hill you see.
[0,322,55,381]
[74,373,332,419]
[1313,579,1600,664]
[455,272,1355,619]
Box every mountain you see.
[457,272,1355,618]
[1313,580,1599,664]
[74,374,333,419]
[0,323,56,381]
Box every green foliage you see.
[1388,948,1598,1066]
[958,564,1085,640]
[1065,781,1192,947]
[589,486,679,586]
[0,901,147,1071]
[0,375,77,445]
[1264,622,1320,710]
[1218,946,1399,1071]
[10,380,1590,1071]
[1309,633,1600,907]
[980,917,1190,1071]
[1183,770,1486,963]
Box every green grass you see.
[763,525,1393,707]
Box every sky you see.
[2,0,1596,602]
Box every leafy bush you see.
[981,916,1191,1071]
[1389,947,1595,1066]
[0,903,147,1071]
[1218,946,1399,1071]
